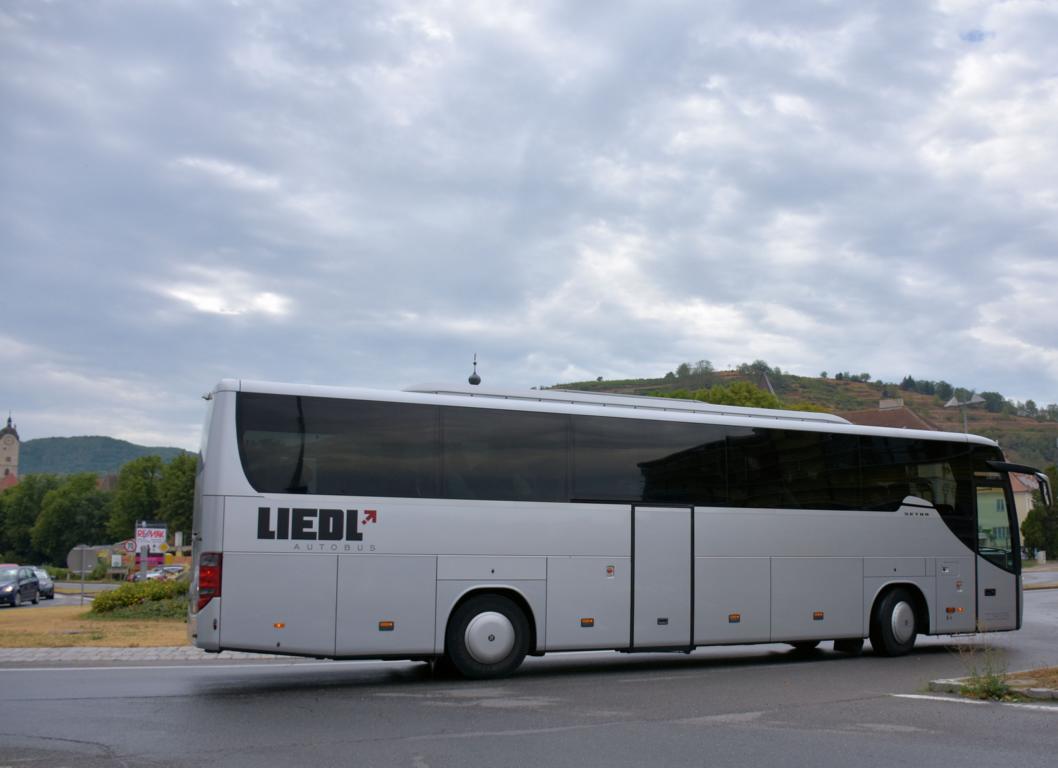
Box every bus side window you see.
[442,407,568,503]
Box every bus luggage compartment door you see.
[632,506,692,648]
[220,553,337,656]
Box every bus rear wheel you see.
[445,595,530,680]
[870,587,918,657]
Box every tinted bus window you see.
[238,393,306,493]
[859,437,965,510]
[300,397,439,497]
[859,436,975,549]
[727,429,860,510]
[442,407,569,502]
[573,416,727,504]
[237,392,994,532]
[238,393,439,497]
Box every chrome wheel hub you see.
[464,611,515,664]
[891,601,915,644]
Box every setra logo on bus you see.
[256,507,376,542]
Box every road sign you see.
[66,545,106,574]
[123,540,136,553]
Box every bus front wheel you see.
[870,587,918,657]
[445,594,530,680]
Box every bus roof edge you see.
[403,383,851,425]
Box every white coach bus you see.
[189,378,1051,678]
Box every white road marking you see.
[892,693,1058,712]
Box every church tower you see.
[0,415,19,489]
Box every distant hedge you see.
[90,578,189,614]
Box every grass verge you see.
[1003,667,1058,692]
[0,605,187,648]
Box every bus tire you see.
[870,587,918,657]
[445,594,530,680]
[430,655,458,678]
[833,637,864,655]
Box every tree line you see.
[898,375,1058,422]
[0,454,195,566]
[660,359,1058,423]
[1023,466,1058,558]
[665,359,785,383]
[659,381,826,412]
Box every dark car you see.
[0,565,39,607]
[32,567,55,600]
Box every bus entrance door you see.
[632,506,693,648]
[974,483,1019,631]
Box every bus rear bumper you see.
[189,598,222,651]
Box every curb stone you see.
[928,678,964,694]
[0,646,286,664]
[929,674,1058,701]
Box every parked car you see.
[129,565,186,582]
[32,567,55,600]
[0,565,40,607]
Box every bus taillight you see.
[197,552,222,612]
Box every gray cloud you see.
[2,0,1057,447]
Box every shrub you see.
[90,577,190,614]
[91,595,188,620]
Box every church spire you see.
[0,413,17,439]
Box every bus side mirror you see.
[1037,472,1053,508]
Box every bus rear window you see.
[237,393,439,497]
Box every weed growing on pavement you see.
[953,632,1018,702]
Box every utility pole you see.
[944,393,985,433]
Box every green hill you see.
[20,436,189,476]
[554,369,1058,469]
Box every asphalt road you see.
[2,591,1057,768]
[2,591,94,609]
[54,579,122,593]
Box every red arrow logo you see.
[362,510,377,524]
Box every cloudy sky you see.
[2,0,1057,449]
